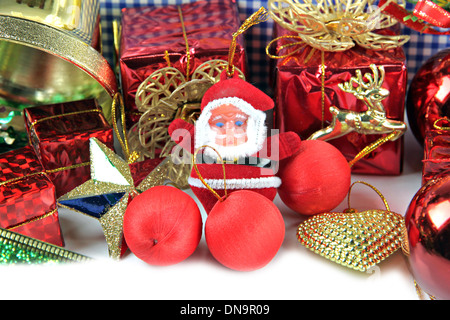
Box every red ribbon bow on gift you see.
[380,0,450,34]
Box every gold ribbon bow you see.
[268,0,410,52]
[266,2,409,168]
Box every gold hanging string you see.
[28,108,102,133]
[266,36,327,128]
[164,50,171,67]
[346,180,390,212]
[348,131,398,167]
[414,280,437,300]
[6,208,58,231]
[227,7,269,77]
[320,50,326,128]
[0,171,48,188]
[433,117,450,130]
[0,162,91,186]
[266,35,319,64]
[265,35,307,59]
[177,5,191,81]
[192,145,227,202]
[45,161,91,173]
[112,92,140,164]
[112,19,121,66]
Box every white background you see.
[0,126,425,300]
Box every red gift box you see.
[422,118,450,184]
[271,24,407,175]
[129,157,165,188]
[119,0,247,128]
[24,99,114,198]
[0,146,63,246]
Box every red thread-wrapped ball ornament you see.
[205,190,285,272]
[277,140,351,216]
[123,185,203,266]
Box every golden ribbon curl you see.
[268,0,410,52]
[111,93,140,164]
[227,7,269,77]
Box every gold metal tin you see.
[0,0,117,121]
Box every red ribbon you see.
[414,0,450,28]
[379,0,450,34]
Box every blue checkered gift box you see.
[99,0,450,93]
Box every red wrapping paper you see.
[119,0,247,128]
[129,157,164,187]
[0,146,63,246]
[24,99,114,198]
[422,119,450,184]
[271,24,407,175]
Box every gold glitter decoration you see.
[58,138,169,260]
[129,60,245,189]
[0,0,99,43]
[98,195,129,260]
[0,14,116,122]
[268,0,410,52]
[297,181,409,272]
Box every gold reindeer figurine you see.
[308,64,406,142]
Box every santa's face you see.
[195,96,267,160]
[208,104,249,147]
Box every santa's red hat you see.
[201,75,274,113]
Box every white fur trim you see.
[195,97,267,160]
[188,176,281,190]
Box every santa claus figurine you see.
[168,72,301,213]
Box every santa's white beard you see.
[194,97,268,160]
[198,130,264,160]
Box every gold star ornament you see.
[58,138,169,260]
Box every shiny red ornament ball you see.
[205,190,285,271]
[123,185,203,266]
[405,172,450,300]
[406,48,450,144]
[277,139,351,216]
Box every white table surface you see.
[0,126,425,301]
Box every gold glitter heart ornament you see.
[297,181,409,272]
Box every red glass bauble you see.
[405,172,450,300]
[406,48,450,144]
